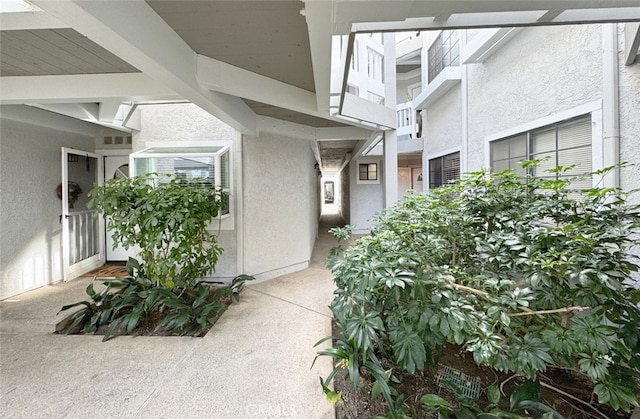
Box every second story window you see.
[428,30,460,83]
[367,48,384,82]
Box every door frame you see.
[61,147,105,281]
[101,150,139,261]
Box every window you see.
[131,145,232,215]
[428,30,460,83]
[367,48,384,82]
[429,152,460,188]
[490,116,592,189]
[359,163,378,181]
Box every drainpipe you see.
[461,30,469,174]
[602,23,620,188]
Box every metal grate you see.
[436,365,481,400]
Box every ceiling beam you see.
[0,73,178,105]
[28,103,132,132]
[196,54,319,118]
[29,0,258,135]
[302,0,333,115]
[0,10,68,30]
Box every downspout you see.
[461,30,469,174]
[602,23,620,188]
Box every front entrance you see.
[61,147,104,280]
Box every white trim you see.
[356,157,382,185]
[484,107,604,182]
[248,261,310,284]
[424,145,462,161]
[424,147,462,190]
[484,100,602,143]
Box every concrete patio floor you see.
[0,210,345,418]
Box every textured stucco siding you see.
[340,169,351,224]
[619,27,640,205]
[134,103,239,277]
[135,103,236,151]
[465,25,603,171]
[424,84,462,157]
[242,133,318,276]
[0,118,95,299]
[349,159,383,233]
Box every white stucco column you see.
[602,23,620,188]
[383,32,398,207]
[384,129,399,207]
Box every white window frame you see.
[130,140,234,222]
[484,101,603,187]
[424,146,462,190]
[356,157,382,185]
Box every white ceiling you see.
[1,0,639,172]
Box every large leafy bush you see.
[88,174,225,288]
[318,164,640,414]
[59,174,252,339]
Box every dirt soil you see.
[332,324,633,419]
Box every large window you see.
[367,48,384,82]
[131,145,231,215]
[428,30,460,83]
[490,116,592,189]
[429,152,460,189]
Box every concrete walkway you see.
[0,210,345,418]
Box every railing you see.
[396,101,416,139]
[67,209,99,265]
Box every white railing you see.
[396,101,416,138]
[67,209,99,264]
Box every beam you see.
[0,10,68,30]
[0,73,179,104]
[28,103,132,132]
[30,0,258,135]
[196,54,318,118]
[302,0,333,114]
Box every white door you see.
[61,147,104,280]
[104,155,139,261]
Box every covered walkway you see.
[0,211,346,418]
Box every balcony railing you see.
[397,101,416,139]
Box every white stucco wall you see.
[465,24,604,171]
[340,169,350,223]
[242,132,318,278]
[0,116,96,299]
[134,103,236,151]
[134,103,239,278]
[618,26,640,206]
[424,84,463,157]
[349,157,384,234]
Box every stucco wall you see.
[340,169,350,223]
[465,24,604,171]
[134,103,236,151]
[134,103,239,278]
[619,26,640,206]
[349,158,384,233]
[0,117,96,299]
[242,133,318,277]
[424,85,462,156]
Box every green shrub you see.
[59,174,254,339]
[317,164,640,414]
[88,174,225,289]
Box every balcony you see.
[397,100,415,139]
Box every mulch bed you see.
[81,264,129,278]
